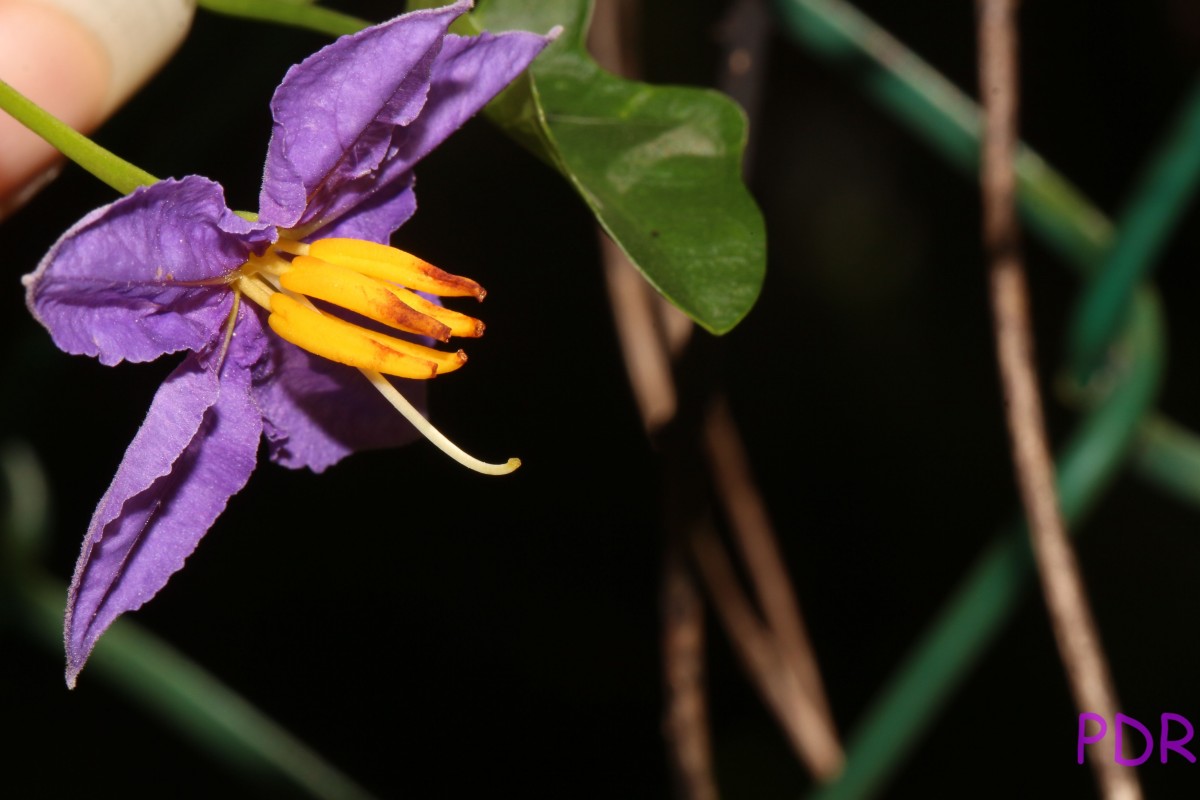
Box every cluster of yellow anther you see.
[233,237,485,380]
[231,236,519,475]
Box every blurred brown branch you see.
[590,1,843,792]
[975,2,1140,798]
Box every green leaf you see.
[468,0,765,334]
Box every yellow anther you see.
[232,238,518,475]
[307,238,486,299]
[267,294,467,379]
[389,286,485,338]
[281,256,454,342]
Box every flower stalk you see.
[0,78,156,195]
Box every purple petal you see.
[259,1,470,230]
[64,335,265,687]
[389,29,554,171]
[298,28,555,240]
[252,332,424,473]
[306,174,417,243]
[23,176,274,366]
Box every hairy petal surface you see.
[51,8,554,686]
[294,27,555,239]
[307,175,417,244]
[24,177,274,365]
[259,1,470,230]
[64,338,264,687]
[393,30,554,169]
[253,335,423,473]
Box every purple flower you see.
[21,1,552,687]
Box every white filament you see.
[360,368,521,476]
[235,261,520,476]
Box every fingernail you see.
[37,0,195,118]
[0,0,194,210]
[0,1,110,200]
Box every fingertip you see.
[0,1,108,204]
[0,0,195,211]
[44,0,195,118]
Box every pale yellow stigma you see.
[232,236,518,476]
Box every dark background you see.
[5,1,1200,797]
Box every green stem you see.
[196,0,370,36]
[0,79,157,195]
[1131,415,1200,506]
[775,0,1200,499]
[0,443,50,565]
[773,0,1112,276]
[807,290,1163,800]
[12,571,378,800]
[1066,76,1200,380]
[2,447,374,798]
[773,0,1188,795]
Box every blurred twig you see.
[975,3,1139,798]
[702,399,842,777]
[600,235,682,433]
[690,516,842,778]
[0,442,50,564]
[717,0,772,170]
[663,529,719,800]
[591,0,843,791]
[804,288,1162,800]
[0,444,377,800]
[773,0,1113,271]
[15,573,379,800]
[590,6,718,795]
[1131,416,1200,504]
[768,0,1176,796]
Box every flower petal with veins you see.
[23,2,553,686]
[65,344,263,687]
